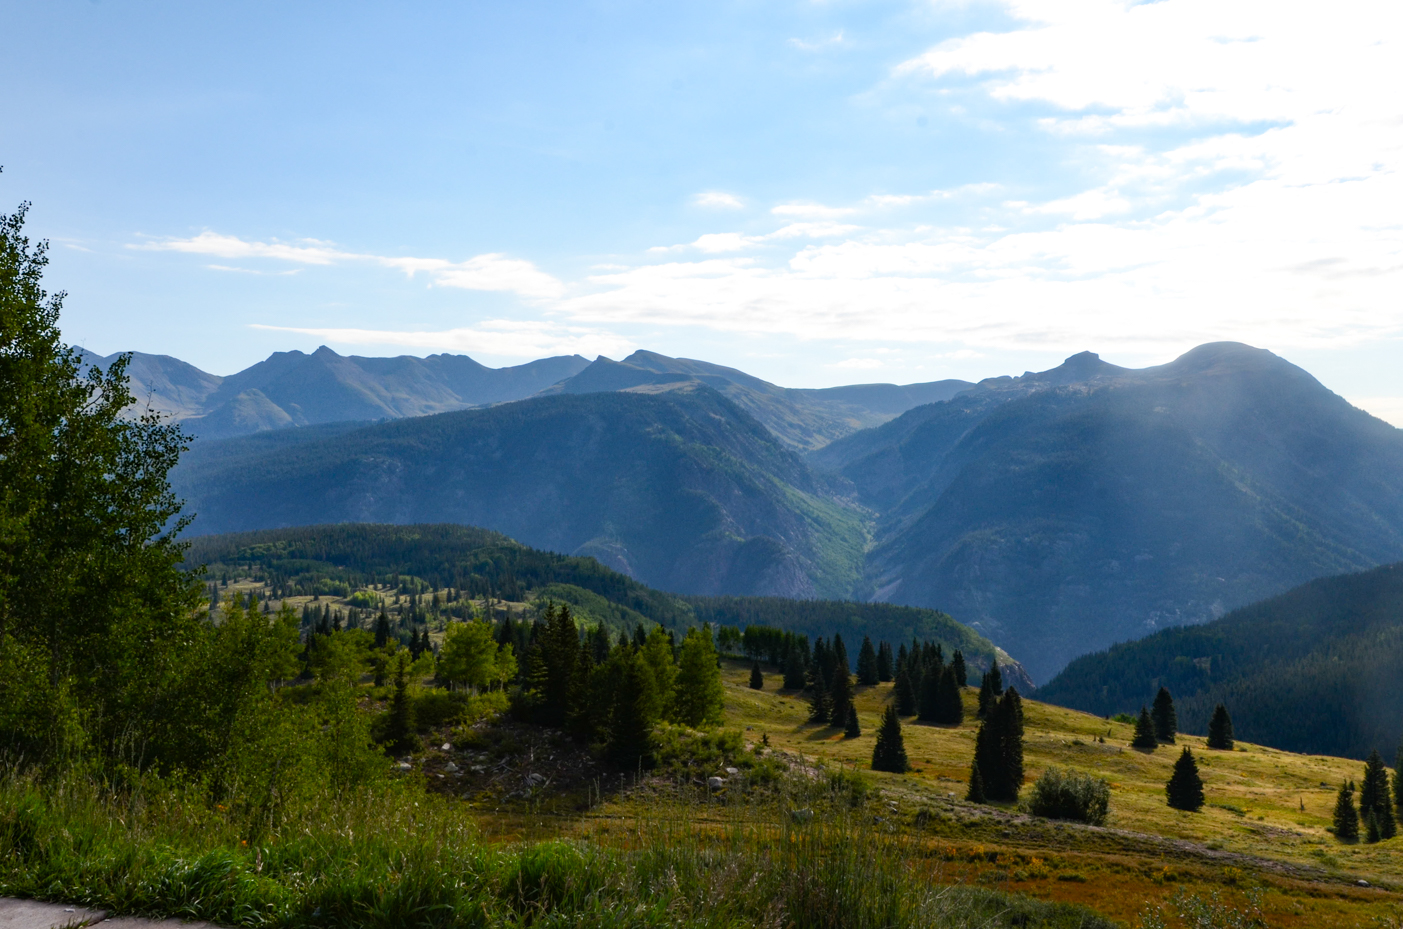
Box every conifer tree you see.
[749,661,764,690]
[870,704,908,773]
[876,641,894,682]
[844,703,861,738]
[986,661,1004,698]
[673,627,725,728]
[1334,780,1360,842]
[1165,746,1204,811]
[895,643,908,677]
[967,759,986,803]
[918,659,941,722]
[1151,687,1177,744]
[1132,706,1159,750]
[374,610,391,649]
[608,651,656,769]
[894,667,917,716]
[973,688,1025,802]
[385,651,418,756]
[937,665,964,726]
[829,665,854,729]
[1361,749,1397,840]
[977,669,997,719]
[856,636,879,686]
[951,650,967,688]
[783,648,807,690]
[1207,704,1234,750]
[833,633,850,677]
[1395,744,1403,818]
[1366,810,1382,844]
[535,603,581,728]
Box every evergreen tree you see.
[951,650,967,688]
[374,610,391,649]
[1132,706,1159,750]
[385,651,418,756]
[1207,704,1234,750]
[844,703,861,738]
[1361,749,1397,840]
[894,667,917,716]
[832,633,849,678]
[895,643,908,678]
[856,636,879,686]
[608,651,657,769]
[782,648,807,690]
[870,705,908,773]
[876,641,894,682]
[1165,746,1205,811]
[966,759,986,803]
[1151,687,1177,744]
[535,603,581,728]
[974,688,1025,802]
[1366,810,1382,844]
[808,671,831,723]
[936,665,964,726]
[749,661,764,690]
[1333,780,1360,842]
[829,665,854,729]
[917,658,942,722]
[673,627,725,728]
[1395,744,1403,819]
[986,661,1004,698]
[977,669,997,719]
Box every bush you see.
[1026,768,1110,826]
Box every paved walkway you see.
[0,899,217,929]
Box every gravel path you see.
[0,899,218,929]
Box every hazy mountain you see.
[1037,562,1403,759]
[813,343,1403,681]
[546,350,972,450]
[173,386,868,600]
[79,345,592,438]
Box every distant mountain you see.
[173,386,868,599]
[812,343,1403,681]
[1037,562,1403,759]
[79,346,591,439]
[545,350,972,450]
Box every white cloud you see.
[771,201,858,220]
[135,233,564,300]
[767,222,862,239]
[831,357,884,370]
[693,191,746,210]
[250,320,631,360]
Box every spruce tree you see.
[749,661,764,690]
[1132,706,1159,750]
[783,648,807,690]
[917,659,941,722]
[894,667,917,716]
[876,641,894,682]
[1367,810,1382,844]
[936,665,964,726]
[1165,746,1205,811]
[608,652,656,769]
[673,627,726,728]
[1333,780,1360,842]
[385,651,418,756]
[1151,687,1177,744]
[1207,704,1234,750]
[808,671,831,723]
[829,666,854,729]
[986,661,1004,697]
[832,633,850,678]
[974,688,1025,802]
[967,759,986,803]
[844,703,861,738]
[977,670,997,719]
[951,650,967,688]
[1361,749,1397,840]
[870,705,908,773]
[856,636,879,685]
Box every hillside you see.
[544,349,972,451]
[1037,561,1403,759]
[173,389,870,599]
[811,343,1403,681]
[79,345,591,438]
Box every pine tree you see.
[385,651,418,756]
[936,665,964,726]
[808,670,831,723]
[844,703,861,738]
[608,652,656,769]
[918,658,941,722]
[674,627,726,728]
[374,610,391,649]
[749,661,764,690]
[951,650,967,688]
[1207,704,1234,750]
[829,666,854,729]
[894,667,917,716]
[1333,780,1360,842]
[876,641,894,682]
[977,669,997,719]
[536,603,581,728]
[967,759,986,803]
[870,705,908,773]
[1132,706,1158,750]
[1367,810,1382,844]
[1151,687,1177,744]
[1361,749,1397,840]
[974,688,1025,802]
[1165,746,1205,811]
[783,648,807,690]
[856,636,879,686]
[832,634,850,678]
[987,662,1003,697]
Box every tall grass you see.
[0,768,1114,928]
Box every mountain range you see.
[142,340,1403,680]
[82,345,968,447]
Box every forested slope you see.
[1037,562,1403,758]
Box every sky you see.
[2,0,1401,423]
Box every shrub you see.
[1026,768,1110,826]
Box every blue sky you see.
[3,0,1401,422]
